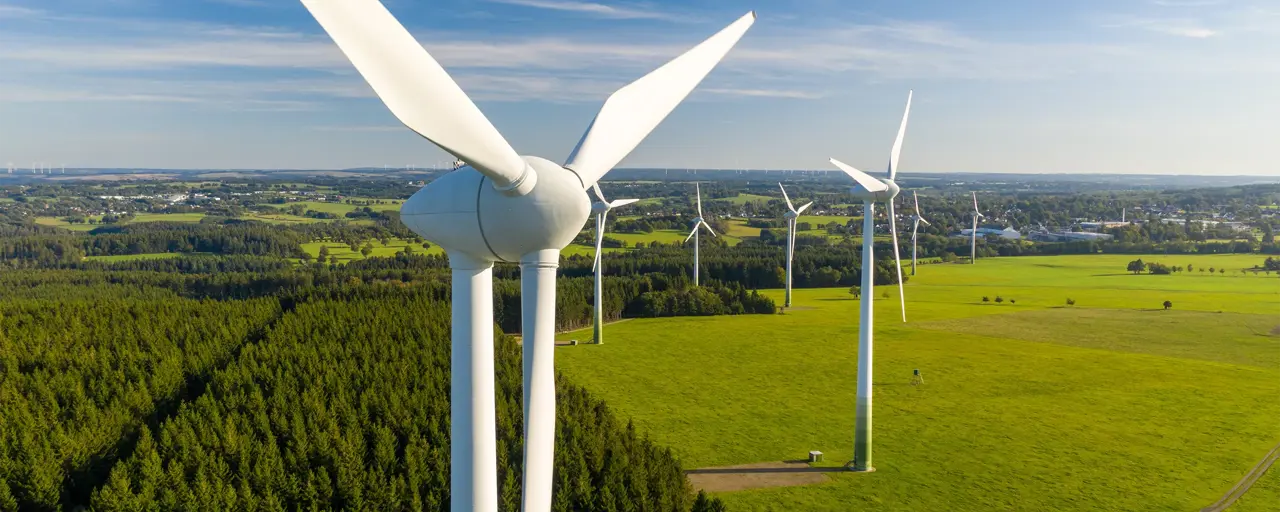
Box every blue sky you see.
[0,0,1277,175]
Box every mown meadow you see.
[556,254,1280,511]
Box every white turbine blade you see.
[913,190,922,216]
[888,201,907,323]
[919,217,932,226]
[797,202,813,215]
[972,191,980,213]
[300,0,527,187]
[701,220,718,238]
[684,224,699,243]
[695,182,704,217]
[829,158,888,193]
[592,216,604,273]
[887,90,912,180]
[565,12,756,189]
[609,198,640,208]
[592,183,608,204]
[778,182,795,212]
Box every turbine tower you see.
[970,192,984,264]
[590,184,638,345]
[684,182,717,287]
[778,182,812,308]
[909,191,930,276]
[827,90,912,473]
[297,2,755,511]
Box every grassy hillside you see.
[556,254,1280,511]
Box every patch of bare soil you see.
[686,461,835,492]
[1270,324,1280,336]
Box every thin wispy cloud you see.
[486,0,682,21]
[1104,17,1218,38]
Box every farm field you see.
[35,212,207,230]
[301,237,444,261]
[556,254,1280,511]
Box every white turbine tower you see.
[970,192,985,264]
[778,182,812,308]
[297,2,755,511]
[684,182,718,287]
[909,191,931,276]
[590,184,638,345]
[827,90,912,473]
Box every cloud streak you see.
[486,0,683,21]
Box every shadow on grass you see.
[686,464,846,475]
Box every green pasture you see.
[35,213,206,231]
[301,237,443,262]
[557,254,1280,511]
[717,193,776,205]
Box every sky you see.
[0,0,1277,175]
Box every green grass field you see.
[36,213,206,231]
[301,237,444,262]
[557,254,1280,511]
[716,193,776,205]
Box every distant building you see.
[956,227,1022,240]
[1029,231,1114,243]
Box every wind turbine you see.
[297,2,755,511]
[909,191,931,276]
[778,182,812,308]
[590,184,638,345]
[827,90,912,473]
[970,192,985,264]
[685,182,718,287]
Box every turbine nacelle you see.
[401,156,591,263]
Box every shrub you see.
[1066,298,1076,306]
[1010,299,1016,304]
[982,296,990,303]
[995,296,1004,303]
[1163,300,1173,310]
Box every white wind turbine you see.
[970,192,985,264]
[827,90,913,473]
[909,191,931,276]
[590,184,638,345]
[684,182,718,287]
[778,182,812,308]
[297,2,755,511]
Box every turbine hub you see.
[783,211,798,220]
[591,202,610,215]
[401,156,591,262]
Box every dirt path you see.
[1201,440,1280,512]
[686,461,841,493]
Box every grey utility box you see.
[809,450,823,463]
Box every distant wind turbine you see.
[827,90,913,473]
[684,183,717,287]
[778,182,812,308]
[909,191,930,276]
[590,184,638,344]
[970,192,984,264]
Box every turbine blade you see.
[592,183,608,204]
[920,217,932,226]
[778,182,795,212]
[696,182,704,217]
[829,158,888,193]
[887,90,912,180]
[797,202,813,215]
[972,191,980,213]
[565,12,756,189]
[592,217,604,273]
[913,190,922,216]
[701,221,718,238]
[300,0,527,187]
[684,224,699,243]
[610,198,640,208]
[888,201,907,323]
